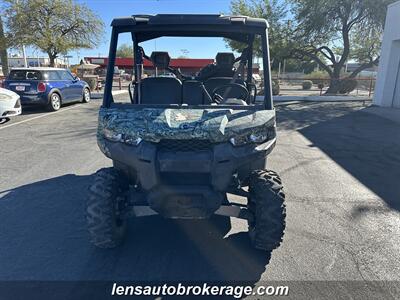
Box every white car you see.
[0,87,22,120]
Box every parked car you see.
[0,87,21,120]
[3,68,91,111]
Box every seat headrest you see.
[215,52,235,67]
[150,51,171,69]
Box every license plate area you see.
[15,86,25,91]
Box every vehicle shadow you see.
[0,174,272,285]
[0,117,10,124]
[20,102,82,116]
[276,102,400,212]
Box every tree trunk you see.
[325,78,342,94]
[49,56,55,67]
[48,53,57,67]
[325,66,343,95]
[0,16,9,76]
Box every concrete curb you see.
[273,95,372,102]
[91,90,128,99]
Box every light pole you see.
[64,55,73,68]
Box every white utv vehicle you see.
[87,14,286,251]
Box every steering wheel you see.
[212,83,249,103]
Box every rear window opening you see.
[8,70,42,80]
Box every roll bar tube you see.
[103,27,119,108]
[104,27,273,109]
[262,30,273,110]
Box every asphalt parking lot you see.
[0,95,399,299]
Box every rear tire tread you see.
[86,168,128,248]
[248,170,286,251]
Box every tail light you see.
[37,82,46,92]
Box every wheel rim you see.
[51,94,60,110]
[84,89,90,102]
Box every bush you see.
[317,82,325,90]
[84,77,97,91]
[338,79,358,94]
[272,79,280,95]
[302,80,313,90]
[256,79,280,96]
[304,71,330,86]
[356,77,375,90]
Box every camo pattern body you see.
[97,106,275,152]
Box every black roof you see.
[111,14,269,43]
[111,14,268,28]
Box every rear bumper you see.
[99,137,275,218]
[19,93,48,105]
[147,185,223,218]
[98,137,275,192]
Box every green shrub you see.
[272,79,280,95]
[357,77,375,90]
[83,77,97,91]
[256,79,280,96]
[338,79,358,94]
[305,71,330,86]
[302,80,313,90]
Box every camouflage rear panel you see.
[97,106,275,148]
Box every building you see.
[85,57,214,76]
[85,57,261,77]
[345,63,378,76]
[0,56,67,69]
[374,1,400,107]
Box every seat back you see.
[140,77,182,104]
[214,52,235,77]
[196,53,235,81]
[182,80,211,105]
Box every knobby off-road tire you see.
[86,168,129,248]
[247,170,286,251]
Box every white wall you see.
[374,1,400,107]
[0,57,66,68]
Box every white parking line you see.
[0,105,79,131]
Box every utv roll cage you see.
[103,14,273,109]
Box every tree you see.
[288,0,394,94]
[227,0,291,62]
[0,15,9,76]
[228,0,395,94]
[116,44,133,58]
[5,0,104,67]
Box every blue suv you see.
[4,68,91,111]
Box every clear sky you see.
[25,0,235,64]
